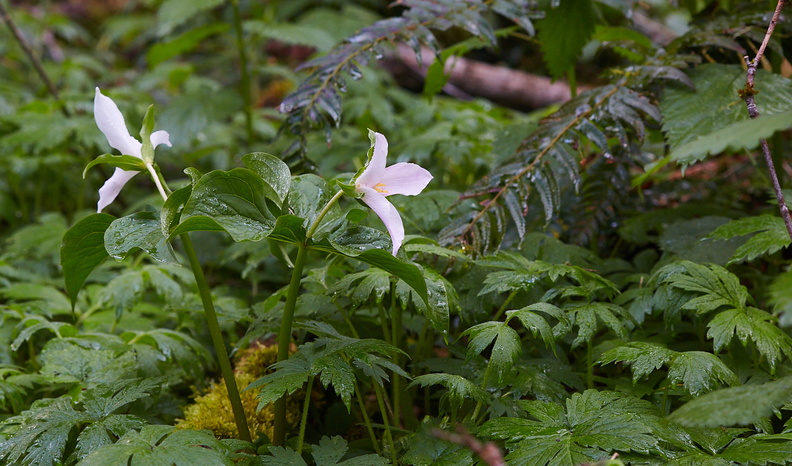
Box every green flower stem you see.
[587,339,594,389]
[146,165,169,202]
[377,302,391,345]
[389,289,403,427]
[273,189,345,446]
[297,375,315,454]
[355,381,382,455]
[372,380,398,465]
[230,0,253,145]
[273,243,308,446]
[146,167,251,442]
[181,232,252,442]
[493,290,517,321]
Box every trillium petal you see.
[97,168,139,213]
[358,186,405,256]
[355,131,388,188]
[380,162,433,196]
[94,88,143,158]
[150,130,172,149]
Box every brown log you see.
[387,43,585,110]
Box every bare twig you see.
[431,426,505,466]
[741,0,792,241]
[0,1,70,117]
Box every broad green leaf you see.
[261,446,309,465]
[82,154,146,178]
[105,211,177,263]
[669,376,792,427]
[173,168,278,242]
[148,23,229,67]
[599,342,675,383]
[286,175,343,241]
[60,213,114,308]
[661,64,792,151]
[77,425,233,465]
[569,302,630,347]
[708,215,791,264]
[670,111,792,165]
[242,152,291,208]
[536,0,597,79]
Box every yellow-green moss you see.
[176,343,301,440]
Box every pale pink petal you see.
[355,131,388,188]
[150,130,172,149]
[93,88,142,158]
[97,168,138,213]
[380,162,433,197]
[358,186,404,255]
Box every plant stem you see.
[0,2,69,117]
[389,288,403,427]
[742,0,792,242]
[493,290,517,321]
[273,189,345,446]
[297,375,315,454]
[273,244,308,446]
[355,381,382,455]
[373,380,398,465]
[587,339,594,389]
[470,362,492,423]
[181,232,252,442]
[145,164,251,441]
[229,0,253,145]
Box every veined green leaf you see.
[61,213,114,309]
[105,211,177,263]
[669,376,792,427]
[708,215,791,264]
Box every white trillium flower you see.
[355,131,433,255]
[93,87,171,212]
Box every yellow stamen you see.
[374,183,388,194]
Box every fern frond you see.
[278,0,538,168]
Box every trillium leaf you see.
[82,154,146,178]
[160,184,192,237]
[172,168,279,242]
[241,152,291,208]
[105,211,178,263]
[60,213,115,309]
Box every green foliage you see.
[669,376,792,427]
[77,425,235,466]
[599,342,739,396]
[536,0,597,79]
[0,379,160,465]
[263,436,387,465]
[60,214,114,308]
[708,215,791,264]
[478,390,660,465]
[661,64,792,152]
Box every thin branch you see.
[431,426,505,466]
[0,1,70,117]
[741,0,792,241]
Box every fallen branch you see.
[387,43,585,109]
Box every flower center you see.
[374,183,388,194]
